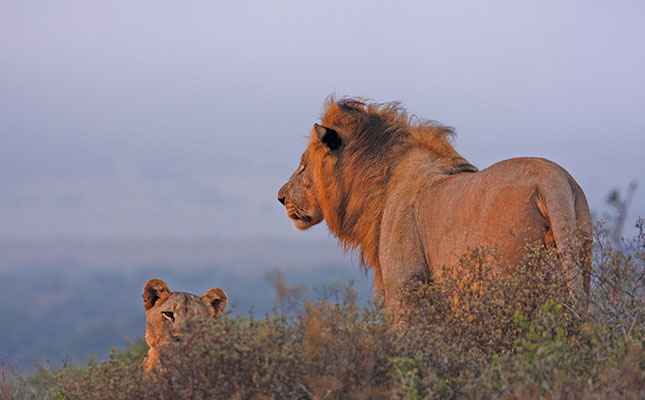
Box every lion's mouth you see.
[285,203,319,230]
[297,215,312,222]
[288,210,312,223]
[287,209,315,231]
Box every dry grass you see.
[2,222,644,400]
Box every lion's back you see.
[415,157,584,271]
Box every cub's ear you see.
[202,288,227,318]
[143,279,170,310]
[314,124,342,152]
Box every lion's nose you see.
[278,184,288,205]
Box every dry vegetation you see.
[2,222,644,400]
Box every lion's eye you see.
[162,311,175,322]
[298,164,306,174]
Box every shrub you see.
[3,223,643,399]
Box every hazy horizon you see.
[2,1,644,241]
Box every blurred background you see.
[1,0,643,368]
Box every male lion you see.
[277,98,592,314]
[142,278,227,374]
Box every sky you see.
[1,0,644,240]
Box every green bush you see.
[2,223,644,399]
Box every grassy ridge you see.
[2,223,644,399]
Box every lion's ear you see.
[143,279,170,310]
[314,124,342,152]
[202,288,227,318]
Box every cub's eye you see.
[297,164,306,174]
[162,311,175,322]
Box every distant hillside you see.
[0,236,356,272]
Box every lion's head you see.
[142,278,227,373]
[277,97,476,274]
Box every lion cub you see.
[142,278,227,374]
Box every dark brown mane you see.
[309,97,477,288]
[321,98,476,172]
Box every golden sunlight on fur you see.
[142,278,227,374]
[278,97,592,315]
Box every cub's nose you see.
[278,196,286,205]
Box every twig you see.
[561,302,581,320]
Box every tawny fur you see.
[278,97,592,314]
[142,278,227,374]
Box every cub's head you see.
[142,278,227,373]
[277,124,342,230]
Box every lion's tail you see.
[573,185,593,295]
[536,173,593,296]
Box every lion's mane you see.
[307,98,477,287]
